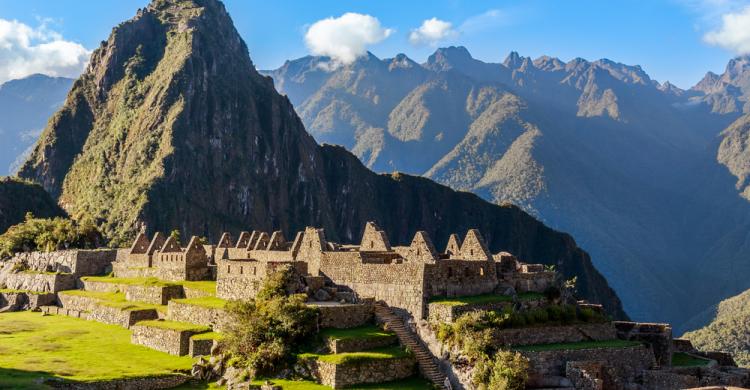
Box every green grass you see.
[190,331,223,341]
[135,320,210,333]
[513,339,642,352]
[428,292,544,307]
[80,276,179,288]
[320,325,394,341]
[172,296,228,310]
[299,346,412,365]
[672,352,711,367]
[179,281,217,295]
[58,290,167,313]
[0,311,193,388]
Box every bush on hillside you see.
[222,265,318,379]
[0,213,102,259]
[472,350,529,390]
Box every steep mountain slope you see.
[683,287,750,367]
[265,48,750,328]
[0,75,73,175]
[0,177,65,234]
[690,55,750,114]
[17,0,625,318]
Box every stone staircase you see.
[374,301,448,389]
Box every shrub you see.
[222,266,318,379]
[0,213,102,259]
[472,350,529,390]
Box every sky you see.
[0,0,749,88]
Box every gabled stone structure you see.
[445,234,461,256]
[114,233,211,282]
[360,222,391,252]
[213,224,554,319]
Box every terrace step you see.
[373,302,447,389]
[131,320,211,356]
[57,290,162,328]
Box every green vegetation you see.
[513,340,641,352]
[246,376,432,390]
[319,325,394,342]
[428,292,544,306]
[172,296,228,310]
[0,311,193,388]
[0,213,101,259]
[299,346,411,365]
[135,319,210,333]
[80,276,179,288]
[0,177,65,237]
[180,280,217,295]
[222,265,319,379]
[472,350,529,390]
[191,332,223,342]
[58,290,167,313]
[682,288,750,367]
[672,352,711,367]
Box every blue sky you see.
[0,0,748,88]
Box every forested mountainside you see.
[0,177,65,234]
[264,47,750,328]
[15,0,625,318]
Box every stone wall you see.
[2,271,76,293]
[57,293,158,328]
[565,361,604,390]
[505,271,555,293]
[49,374,190,389]
[427,301,514,323]
[167,300,228,332]
[319,253,426,319]
[0,291,56,311]
[126,284,184,305]
[189,338,215,357]
[9,249,116,276]
[304,356,415,389]
[216,259,306,300]
[423,260,498,298]
[491,323,617,347]
[313,302,373,329]
[82,280,128,293]
[326,334,397,354]
[641,369,701,390]
[131,324,205,356]
[520,345,655,384]
[614,321,672,367]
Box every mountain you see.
[683,287,750,367]
[263,48,750,328]
[16,0,625,318]
[0,177,65,234]
[690,55,750,114]
[0,75,74,175]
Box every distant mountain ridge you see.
[264,47,750,329]
[0,75,74,175]
[15,0,626,318]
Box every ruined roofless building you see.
[214,221,555,319]
[114,233,211,281]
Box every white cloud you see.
[409,18,458,46]
[304,13,394,67]
[459,9,509,33]
[703,5,750,54]
[0,18,90,84]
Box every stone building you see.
[213,222,554,319]
[113,233,210,281]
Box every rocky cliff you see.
[17,0,625,318]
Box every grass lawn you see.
[0,311,193,389]
[80,276,180,288]
[191,331,223,341]
[513,339,642,352]
[672,352,711,367]
[176,376,433,389]
[320,325,394,341]
[172,296,228,310]
[58,290,167,313]
[428,292,544,306]
[180,281,217,296]
[299,346,412,365]
[135,320,211,333]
